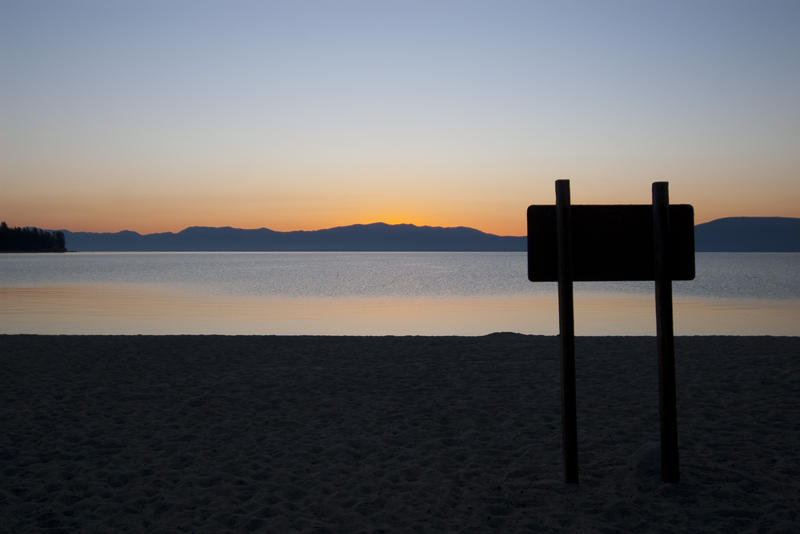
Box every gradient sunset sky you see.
[2,0,799,236]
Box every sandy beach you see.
[1,334,798,532]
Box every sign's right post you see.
[652,182,680,483]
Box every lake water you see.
[1,252,798,335]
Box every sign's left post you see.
[555,179,579,484]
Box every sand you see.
[1,334,798,533]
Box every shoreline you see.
[2,334,798,532]
[3,332,799,337]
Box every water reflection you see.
[2,284,797,336]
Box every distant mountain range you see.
[59,217,800,252]
[61,223,524,252]
[694,217,800,252]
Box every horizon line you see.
[55,221,526,238]
[6,214,798,238]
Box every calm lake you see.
[1,252,798,335]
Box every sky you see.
[2,0,799,236]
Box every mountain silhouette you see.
[694,217,800,252]
[61,223,526,252]
[58,218,800,252]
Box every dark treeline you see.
[0,222,66,252]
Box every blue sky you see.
[2,0,799,234]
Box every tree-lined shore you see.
[0,222,66,252]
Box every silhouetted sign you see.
[528,181,693,484]
[527,205,695,282]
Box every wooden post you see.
[556,179,579,483]
[652,182,680,483]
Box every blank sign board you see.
[527,204,696,282]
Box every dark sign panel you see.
[527,204,695,282]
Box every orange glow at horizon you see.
[4,197,800,237]
[3,166,799,236]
